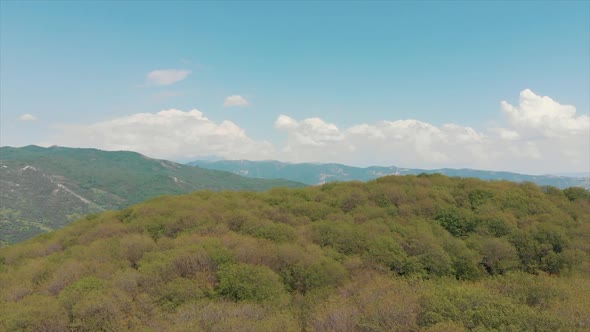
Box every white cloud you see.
[275,114,299,130]
[273,89,589,173]
[490,128,520,141]
[223,95,250,107]
[146,69,191,86]
[275,117,457,166]
[275,116,343,147]
[44,89,589,174]
[46,109,274,161]
[501,89,589,138]
[19,114,37,121]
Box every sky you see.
[1,1,589,175]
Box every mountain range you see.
[0,146,303,245]
[2,145,588,246]
[189,159,590,189]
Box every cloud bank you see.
[46,89,589,174]
[47,109,274,161]
[273,89,588,173]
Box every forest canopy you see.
[1,174,589,331]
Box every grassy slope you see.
[0,146,304,244]
[1,174,589,331]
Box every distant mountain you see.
[0,146,304,245]
[553,172,590,178]
[188,159,590,189]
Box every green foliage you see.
[1,295,69,331]
[202,239,236,267]
[435,207,476,237]
[59,276,108,316]
[311,220,368,255]
[119,233,156,268]
[172,300,299,331]
[240,219,296,242]
[364,235,406,272]
[216,263,286,303]
[1,174,589,330]
[70,291,126,331]
[476,214,515,237]
[116,208,136,224]
[418,282,563,331]
[280,255,348,293]
[563,187,590,201]
[477,237,519,275]
[157,277,208,311]
[468,189,495,210]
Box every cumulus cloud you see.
[146,69,191,86]
[273,89,589,173]
[274,117,478,167]
[275,115,343,147]
[501,89,589,138]
[223,95,250,107]
[46,109,274,161]
[19,114,37,121]
[44,89,589,174]
[490,128,520,141]
[275,114,299,130]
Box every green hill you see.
[189,159,590,189]
[0,146,304,245]
[1,175,589,331]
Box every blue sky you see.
[1,1,589,174]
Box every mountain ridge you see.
[189,159,590,189]
[0,146,304,245]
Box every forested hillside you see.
[0,146,304,245]
[1,175,589,331]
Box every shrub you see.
[157,277,208,311]
[364,235,406,273]
[280,256,348,293]
[1,295,69,332]
[120,233,156,268]
[240,219,296,242]
[435,207,476,237]
[216,263,287,303]
[477,237,519,275]
[59,276,108,317]
[71,291,127,331]
[311,221,368,255]
[563,187,590,202]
